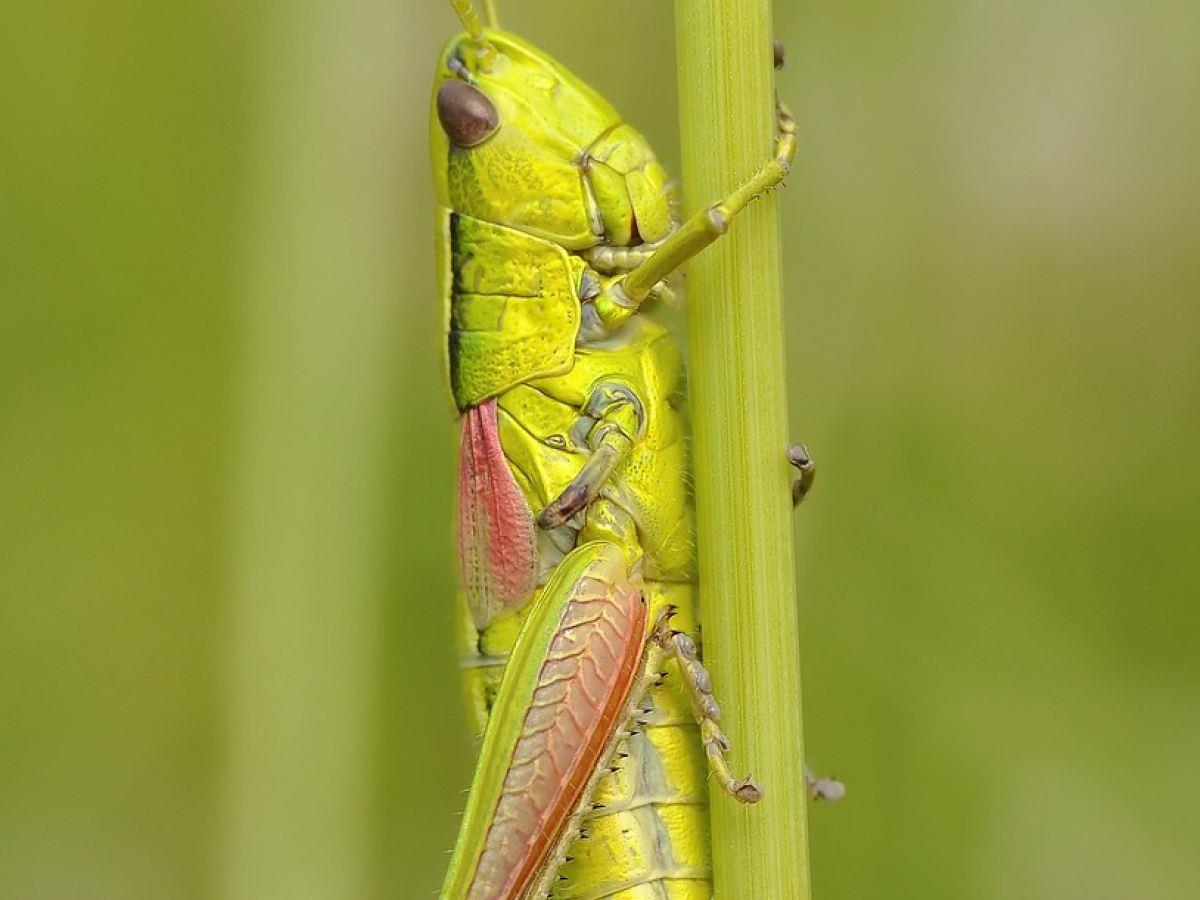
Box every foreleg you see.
[615,98,798,310]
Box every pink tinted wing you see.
[457,399,538,628]
[468,575,648,900]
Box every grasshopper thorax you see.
[430,30,675,252]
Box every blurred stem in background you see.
[4,0,1199,899]
[220,2,402,897]
[675,0,813,896]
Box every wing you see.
[442,543,651,900]
[458,398,538,630]
[439,208,583,412]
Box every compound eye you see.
[437,80,499,147]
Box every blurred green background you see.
[2,0,1198,897]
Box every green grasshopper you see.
[432,3,833,897]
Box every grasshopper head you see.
[431,30,675,251]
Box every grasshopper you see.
[433,3,826,897]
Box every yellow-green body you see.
[433,27,715,899]
[451,327,709,897]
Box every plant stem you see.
[222,2,401,896]
[674,1,813,897]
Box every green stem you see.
[674,1,813,897]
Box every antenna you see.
[448,0,497,68]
